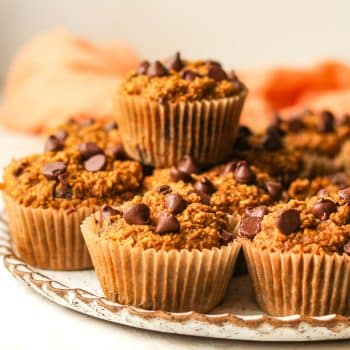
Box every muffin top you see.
[96,186,235,251]
[45,116,126,159]
[280,110,350,157]
[3,148,143,210]
[119,52,245,102]
[240,190,350,255]
[288,172,350,200]
[144,156,283,215]
[233,124,303,185]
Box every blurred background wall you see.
[0,0,349,81]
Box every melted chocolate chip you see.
[276,209,301,234]
[104,121,118,132]
[245,206,268,218]
[219,229,234,244]
[170,167,193,183]
[240,216,262,239]
[194,177,216,195]
[221,161,236,176]
[319,110,335,133]
[13,163,27,177]
[177,155,201,174]
[84,154,106,172]
[234,161,256,184]
[344,240,350,255]
[147,61,168,77]
[54,182,72,198]
[262,132,282,151]
[55,130,68,141]
[181,70,201,81]
[166,52,184,71]
[155,212,180,234]
[312,198,337,220]
[339,187,350,202]
[136,60,150,75]
[165,193,187,214]
[44,135,64,152]
[41,162,67,180]
[190,189,211,205]
[265,181,283,200]
[207,65,228,82]
[155,185,172,195]
[107,144,127,160]
[101,204,120,221]
[79,142,103,160]
[123,203,150,225]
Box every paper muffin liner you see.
[4,195,93,270]
[299,153,342,178]
[81,215,241,313]
[243,240,350,316]
[115,90,247,168]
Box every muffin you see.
[2,145,143,270]
[241,191,350,316]
[278,110,350,177]
[81,187,241,312]
[232,124,303,185]
[115,52,247,167]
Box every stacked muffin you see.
[4,53,350,316]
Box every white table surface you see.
[0,128,349,350]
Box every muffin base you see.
[82,215,241,313]
[243,241,350,316]
[115,91,247,168]
[4,195,93,270]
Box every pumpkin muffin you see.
[82,187,240,312]
[241,190,350,316]
[115,52,247,167]
[2,144,143,270]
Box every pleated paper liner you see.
[242,240,350,316]
[115,90,247,168]
[300,153,343,178]
[82,215,241,313]
[3,195,93,270]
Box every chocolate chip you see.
[194,177,216,195]
[44,135,64,152]
[329,172,350,189]
[155,185,172,195]
[344,240,350,255]
[340,114,350,126]
[107,144,127,160]
[267,124,286,138]
[319,110,335,133]
[84,154,106,172]
[207,65,228,81]
[228,70,238,81]
[262,132,282,151]
[136,60,150,75]
[55,130,68,141]
[237,125,252,138]
[170,167,193,183]
[79,142,103,159]
[234,126,252,150]
[339,187,350,202]
[245,206,268,218]
[79,118,95,127]
[219,229,234,244]
[147,61,168,77]
[276,209,300,234]
[104,121,118,131]
[221,161,236,176]
[206,60,222,68]
[101,204,120,221]
[41,162,66,180]
[181,69,201,81]
[54,182,72,198]
[312,198,337,220]
[155,212,180,234]
[287,118,304,133]
[123,203,150,225]
[240,216,262,239]
[265,181,283,200]
[13,163,27,177]
[234,161,256,184]
[177,155,201,174]
[165,193,188,214]
[318,189,329,198]
[166,52,184,71]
